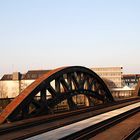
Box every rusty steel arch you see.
[0,66,114,124]
[134,81,140,96]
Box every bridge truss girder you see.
[0,66,114,124]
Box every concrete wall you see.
[0,80,20,98]
[20,80,35,92]
[0,80,34,98]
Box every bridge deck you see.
[26,102,140,140]
[90,112,140,140]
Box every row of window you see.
[92,67,122,72]
[98,73,122,76]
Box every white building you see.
[111,86,135,99]
[0,70,49,98]
[91,67,123,88]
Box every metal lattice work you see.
[0,66,114,124]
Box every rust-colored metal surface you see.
[0,67,64,124]
[134,80,140,96]
[0,66,114,124]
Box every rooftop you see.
[1,70,51,81]
[123,74,140,78]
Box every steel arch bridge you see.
[0,66,114,124]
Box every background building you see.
[122,74,140,88]
[0,70,50,98]
[91,67,123,88]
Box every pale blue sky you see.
[0,0,140,77]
